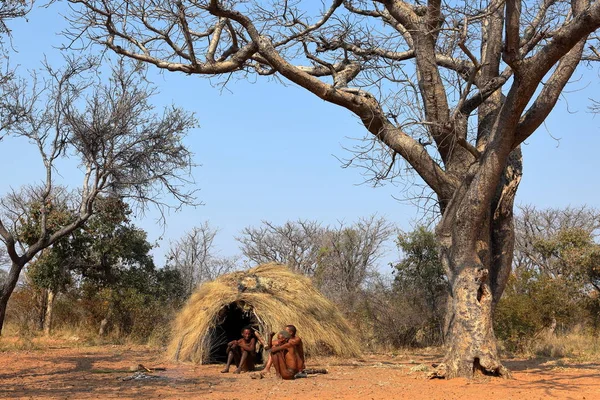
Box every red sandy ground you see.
[1,340,599,400]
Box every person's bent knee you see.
[281,368,298,380]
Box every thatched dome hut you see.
[169,263,361,364]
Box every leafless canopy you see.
[167,222,238,295]
[514,205,600,277]
[0,1,31,39]
[67,0,600,200]
[317,215,395,304]
[1,57,197,241]
[237,220,324,276]
[237,216,394,303]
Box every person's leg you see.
[234,350,249,374]
[270,352,285,377]
[221,349,235,373]
[262,354,273,372]
[245,351,256,372]
[271,352,297,380]
[232,347,241,368]
[263,338,280,372]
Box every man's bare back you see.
[288,333,305,372]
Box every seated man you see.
[259,324,305,374]
[285,324,305,373]
[268,330,298,380]
[221,326,257,374]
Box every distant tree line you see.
[3,205,599,353]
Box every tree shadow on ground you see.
[502,358,600,395]
[505,357,600,372]
[0,350,239,399]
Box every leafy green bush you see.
[494,267,583,353]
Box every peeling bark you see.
[430,263,510,379]
[490,149,523,306]
[432,150,522,379]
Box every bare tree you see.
[237,216,393,303]
[0,58,197,333]
[237,220,323,275]
[515,205,600,277]
[68,0,600,377]
[167,222,238,295]
[317,216,394,306]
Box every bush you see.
[495,268,584,353]
[4,266,185,346]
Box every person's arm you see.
[270,341,294,354]
[267,332,276,349]
[254,331,267,347]
[237,338,256,352]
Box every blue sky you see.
[2,3,599,271]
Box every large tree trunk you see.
[431,151,522,379]
[439,261,508,378]
[0,261,25,335]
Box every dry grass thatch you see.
[169,263,361,364]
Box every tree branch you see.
[207,0,455,198]
[504,0,522,68]
[526,0,600,77]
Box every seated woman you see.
[221,326,257,374]
[268,330,299,380]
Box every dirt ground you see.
[1,340,599,400]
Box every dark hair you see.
[285,325,297,335]
[241,326,254,334]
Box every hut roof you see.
[169,263,361,364]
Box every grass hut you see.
[169,263,361,364]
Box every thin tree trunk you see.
[0,261,25,335]
[38,289,48,331]
[43,289,56,336]
[99,318,108,336]
[99,305,112,336]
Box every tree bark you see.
[489,149,523,306]
[99,305,112,336]
[0,261,25,335]
[38,289,48,331]
[431,150,522,379]
[435,262,509,378]
[43,289,56,336]
[432,242,508,378]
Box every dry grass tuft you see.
[532,332,600,361]
[168,263,361,364]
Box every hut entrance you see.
[206,302,263,364]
